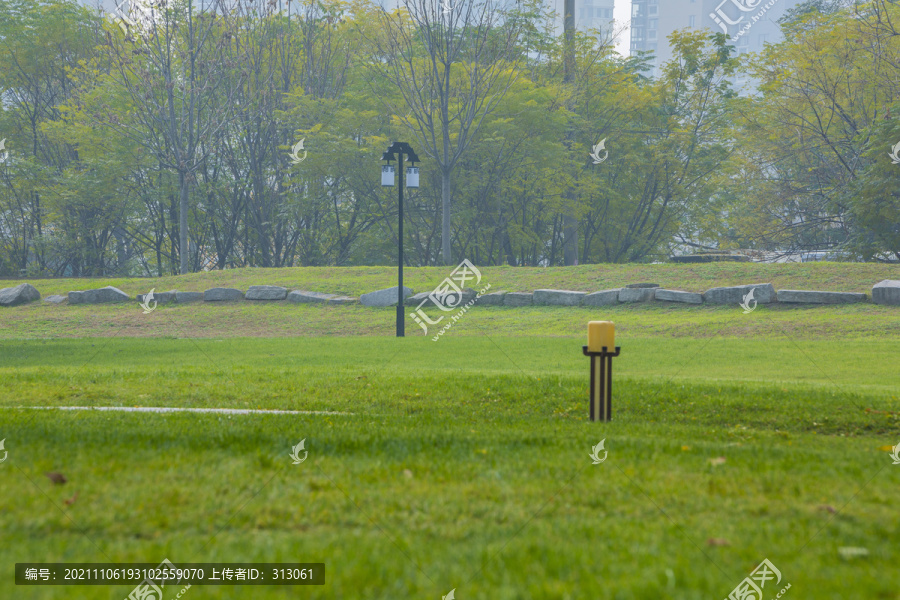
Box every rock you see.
[777,290,866,304]
[245,285,288,301]
[44,295,67,304]
[287,290,337,304]
[68,286,130,305]
[618,287,655,302]
[0,283,41,307]
[872,280,900,305]
[477,291,507,306]
[503,292,533,306]
[359,286,413,307]
[533,289,587,306]
[328,296,357,305]
[203,287,244,301]
[702,283,776,305]
[175,291,204,303]
[136,290,177,304]
[655,289,703,304]
[405,291,432,306]
[625,283,660,288]
[582,289,620,306]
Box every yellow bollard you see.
[582,321,621,422]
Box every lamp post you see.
[381,141,420,337]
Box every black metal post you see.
[582,346,621,422]
[397,151,405,337]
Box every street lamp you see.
[381,141,420,337]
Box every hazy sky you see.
[613,1,631,57]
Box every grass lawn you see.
[1,265,899,599]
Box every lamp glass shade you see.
[381,165,395,187]
[406,167,419,188]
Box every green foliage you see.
[2,0,900,275]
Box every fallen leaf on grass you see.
[817,504,836,514]
[45,472,67,485]
[709,457,726,466]
[64,492,78,506]
[879,445,894,452]
[706,538,730,547]
[403,469,413,479]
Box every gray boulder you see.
[0,283,41,307]
[136,290,177,304]
[44,295,67,304]
[583,289,620,306]
[175,291,204,303]
[872,280,900,306]
[533,289,587,306]
[328,296,357,305]
[655,289,703,304]
[618,287,655,302]
[68,286,130,305]
[204,287,244,301]
[702,283,776,305]
[625,283,659,288]
[504,292,533,306]
[246,285,288,301]
[777,290,866,304]
[288,290,337,304]
[360,286,413,307]
[477,291,507,306]
[405,291,432,306]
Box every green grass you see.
[1,335,899,599]
[1,261,897,299]
[1,264,899,598]
[2,299,900,340]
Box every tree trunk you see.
[442,167,452,265]
[179,171,189,274]
[562,0,578,266]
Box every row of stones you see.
[1,280,899,307]
[447,282,899,306]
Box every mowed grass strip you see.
[0,379,897,599]
[2,301,900,340]
[1,262,897,299]
[1,337,899,598]
[2,337,899,408]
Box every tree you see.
[366,0,527,264]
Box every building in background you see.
[630,0,804,80]
[545,0,617,40]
